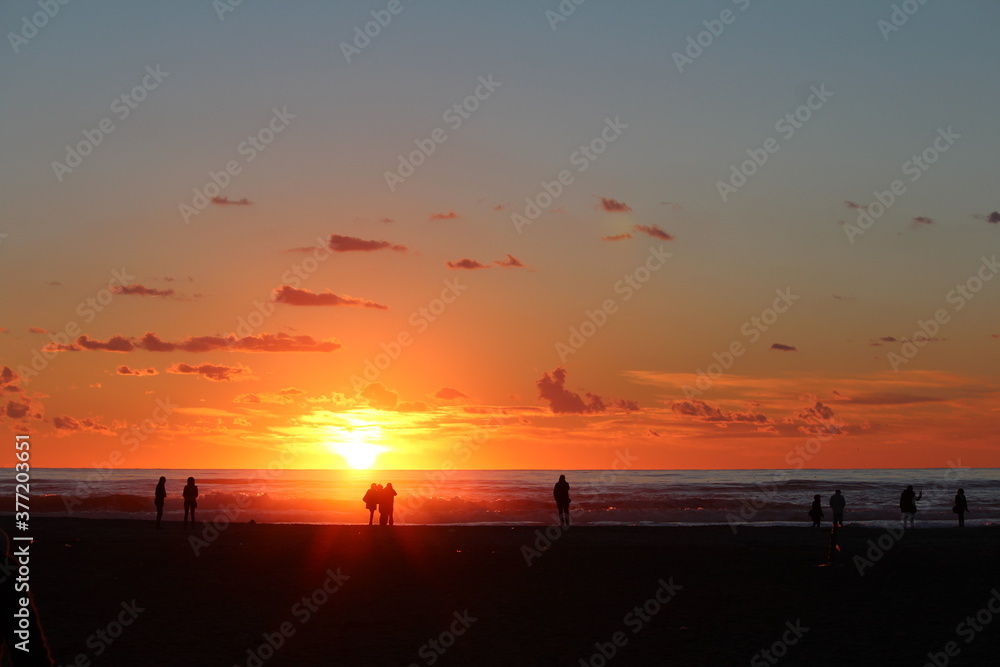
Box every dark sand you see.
[8,518,1000,666]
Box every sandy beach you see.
[5,518,998,666]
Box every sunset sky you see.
[2,1,999,470]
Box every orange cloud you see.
[632,224,674,241]
[429,211,459,220]
[46,332,341,353]
[116,365,159,376]
[166,362,253,382]
[272,285,387,309]
[111,284,176,297]
[597,197,632,213]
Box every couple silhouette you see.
[153,476,199,529]
[363,483,397,526]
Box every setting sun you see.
[327,424,386,469]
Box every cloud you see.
[494,254,524,268]
[632,224,674,241]
[770,343,797,352]
[46,332,341,353]
[446,255,525,270]
[360,382,398,409]
[536,367,605,414]
[429,211,459,220]
[973,211,1000,224]
[602,233,633,242]
[27,327,47,334]
[166,362,252,382]
[446,258,489,270]
[435,387,467,399]
[327,234,407,253]
[116,365,158,376]
[672,399,773,427]
[597,197,632,213]
[52,415,116,435]
[234,387,305,405]
[211,196,252,206]
[844,201,863,209]
[911,216,935,228]
[378,217,395,224]
[111,284,176,297]
[272,285,387,310]
[6,400,31,419]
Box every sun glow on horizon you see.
[326,424,387,469]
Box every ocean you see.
[3,468,999,528]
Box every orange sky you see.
[3,2,999,470]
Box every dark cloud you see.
[770,343,797,352]
[210,196,252,206]
[602,233,633,242]
[272,285,387,309]
[632,224,674,241]
[166,362,252,382]
[973,211,1000,224]
[46,332,341,353]
[446,258,489,270]
[112,284,176,297]
[328,234,407,253]
[536,367,605,414]
[116,365,158,376]
[597,197,632,213]
[52,415,116,434]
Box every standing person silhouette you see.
[829,489,846,528]
[363,483,379,525]
[553,475,571,527]
[183,477,199,528]
[154,476,167,529]
[953,488,969,528]
[376,484,387,526]
[899,484,921,529]
[808,494,824,528]
[383,483,397,526]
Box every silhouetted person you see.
[954,488,969,528]
[383,483,397,526]
[554,475,571,527]
[154,476,167,529]
[808,494,824,528]
[183,476,199,528]
[899,484,921,528]
[829,489,846,527]
[1,529,54,665]
[363,483,379,525]
[376,484,387,526]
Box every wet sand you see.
[9,518,1000,666]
